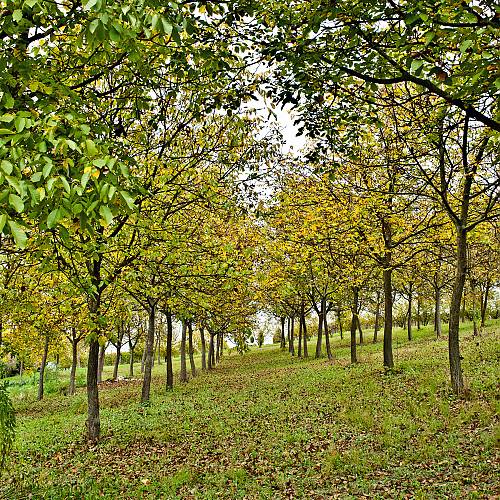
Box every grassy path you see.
[2,322,499,499]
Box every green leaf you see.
[411,59,424,73]
[81,171,91,189]
[60,175,71,194]
[0,129,14,135]
[1,160,13,175]
[0,214,7,233]
[162,18,173,35]
[99,205,113,226]
[85,139,98,157]
[8,221,27,248]
[459,39,473,54]
[14,116,25,133]
[47,208,61,229]
[6,176,23,195]
[30,171,43,182]
[9,194,24,213]
[43,162,52,178]
[84,0,99,10]
[2,93,14,109]
[12,9,22,22]
[120,190,136,211]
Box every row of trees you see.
[0,0,498,448]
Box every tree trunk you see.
[417,295,421,330]
[165,309,173,390]
[280,317,286,349]
[156,327,162,365]
[435,286,442,339]
[208,332,215,370]
[141,302,156,403]
[86,338,100,442]
[373,291,381,343]
[448,228,466,395]
[480,281,490,328]
[383,266,394,369]
[407,283,413,341]
[97,343,105,383]
[141,345,146,373]
[113,344,121,380]
[298,314,302,357]
[200,327,207,371]
[336,309,343,340]
[129,347,134,377]
[460,292,466,323]
[302,310,308,358]
[315,303,323,358]
[357,316,363,344]
[350,287,359,364]
[289,316,295,356]
[69,334,78,396]
[180,320,188,382]
[86,291,102,442]
[37,334,50,401]
[188,321,196,377]
[323,300,332,360]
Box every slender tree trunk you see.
[350,287,359,364]
[417,295,421,330]
[315,303,323,358]
[141,302,156,403]
[298,314,302,357]
[287,317,291,352]
[180,320,188,382]
[373,291,381,343]
[461,292,466,323]
[407,283,413,341]
[435,287,442,339]
[480,281,490,328]
[383,266,394,369]
[208,332,215,370]
[87,337,100,442]
[97,344,105,383]
[141,344,146,374]
[357,316,363,344]
[188,321,196,377]
[165,309,173,391]
[156,327,162,365]
[335,308,343,340]
[38,334,50,401]
[448,228,467,395]
[280,317,286,349]
[289,316,295,356]
[86,270,102,443]
[323,300,332,360]
[69,334,78,396]
[216,332,221,363]
[129,347,134,377]
[302,310,308,358]
[471,283,479,337]
[113,344,121,380]
[200,327,207,371]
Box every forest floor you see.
[1,321,499,499]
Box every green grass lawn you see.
[1,321,499,499]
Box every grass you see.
[1,320,499,499]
